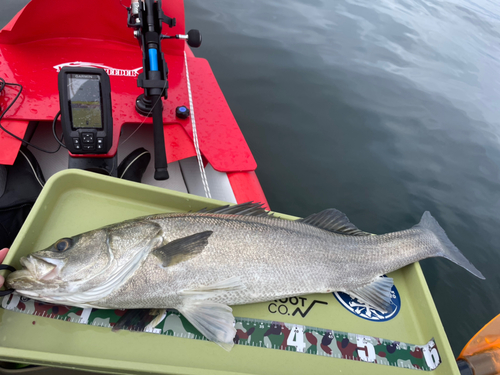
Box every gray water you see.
[3,0,500,357]
[183,0,500,356]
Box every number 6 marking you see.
[423,340,441,370]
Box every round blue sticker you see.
[333,282,401,321]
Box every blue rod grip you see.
[148,48,158,71]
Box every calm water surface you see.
[3,0,500,357]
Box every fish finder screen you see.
[67,74,103,129]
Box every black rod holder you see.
[151,94,169,180]
[129,0,174,181]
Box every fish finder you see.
[58,67,113,154]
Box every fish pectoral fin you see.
[178,299,236,351]
[298,209,372,236]
[180,276,245,299]
[152,231,213,267]
[346,276,394,313]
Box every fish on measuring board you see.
[6,203,484,350]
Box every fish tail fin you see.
[415,212,485,279]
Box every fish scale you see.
[98,214,349,308]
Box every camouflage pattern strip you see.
[1,294,440,371]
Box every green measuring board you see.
[2,293,441,371]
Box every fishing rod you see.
[127,0,202,180]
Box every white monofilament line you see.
[184,51,211,199]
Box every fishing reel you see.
[126,0,202,181]
[128,0,202,44]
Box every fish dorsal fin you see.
[347,276,394,313]
[178,299,236,351]
[152,231,212,267]
[298,209,372,236]
[198,202,271,217]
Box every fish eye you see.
[55,238,73,252]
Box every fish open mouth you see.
[20,255,62,281]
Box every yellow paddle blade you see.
[457,313,500,375]
[460,314,500,358]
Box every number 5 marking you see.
[357,335,376,362]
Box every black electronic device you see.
[58,67,113,154]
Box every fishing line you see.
[119,0,130,11]
[120,79,168,146]
[184,51,211,199]
[119,150,150,179]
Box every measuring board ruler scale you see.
[2,294,441,371]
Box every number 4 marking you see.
[287,325,306,352]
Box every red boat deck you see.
[0,0,267,206]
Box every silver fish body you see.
[96,214,438,307]
[6,205,484,350]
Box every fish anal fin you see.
[347,276,394,313]
[152,231,212,267]
[298,208,372,236]
[178,300,236,351]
